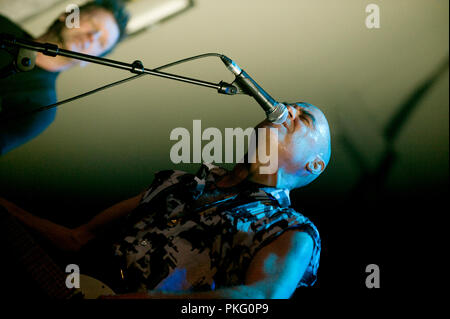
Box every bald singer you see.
[0,102,331,299]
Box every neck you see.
[247,162,278,187]
[216,162,278,189]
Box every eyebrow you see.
[299,108,316,128]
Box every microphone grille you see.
[267,103,288,124]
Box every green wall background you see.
[0,0,448,219]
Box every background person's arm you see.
[0,192,144,252]
[0,108,56,156]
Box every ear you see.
[306,157,325,175]
[58,12,68,22]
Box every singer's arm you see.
[0,192,144,252]
[102,229,314,299]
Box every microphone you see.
[220,55,288,124]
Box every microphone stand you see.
[0,34,238,95]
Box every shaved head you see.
[248,102,331,190]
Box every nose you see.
[286,105,298,119]
[86,31,101,42]
[91,30,102,41]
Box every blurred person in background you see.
[0,0,129,155]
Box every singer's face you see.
[256,103,329,174]
[57,8,120,65]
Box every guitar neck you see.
[1,211,75,299]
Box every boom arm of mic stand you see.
[0,34,238,95]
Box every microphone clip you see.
[217,81,238,95]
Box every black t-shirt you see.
[0,15,59,155]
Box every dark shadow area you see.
[292,57,449,295]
